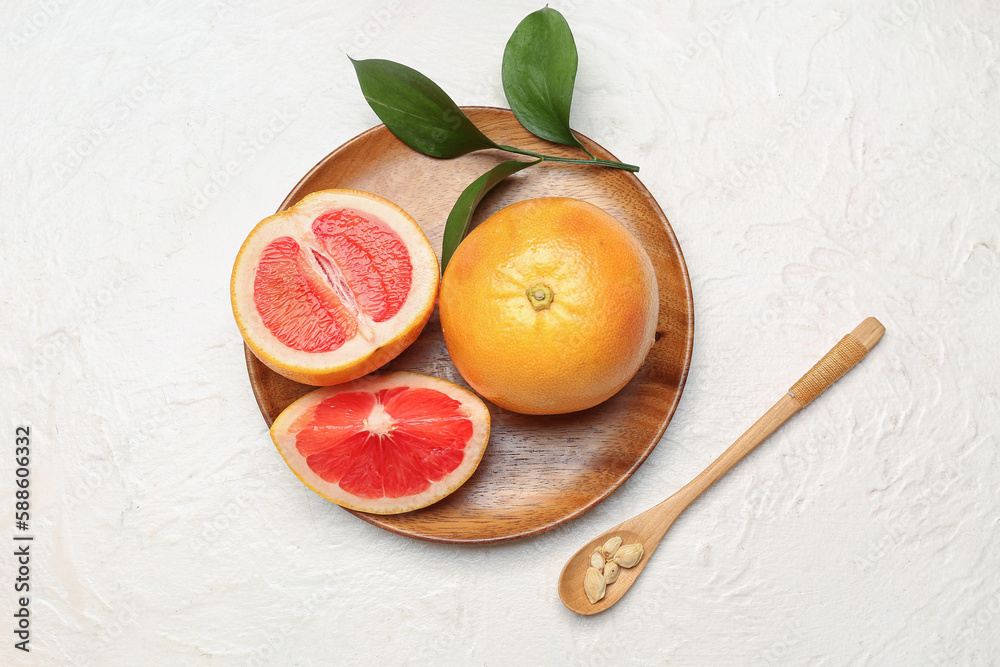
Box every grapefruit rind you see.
[269,372,491,514]
[231,189,439,386]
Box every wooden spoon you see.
[558,317,885,615]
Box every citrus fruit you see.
[439,197,659,415]
[269,371,491,514]
[231,189,439,386]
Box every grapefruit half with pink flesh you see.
[231,189,438,386]
[270,372,491,514]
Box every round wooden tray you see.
[245,107,693,544]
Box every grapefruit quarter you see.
[231,189,439,386]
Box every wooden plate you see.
[245,107,693,544]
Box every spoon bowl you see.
[559,520,672,614]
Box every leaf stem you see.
[496,144,639,172]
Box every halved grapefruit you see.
[231,189,438,386]
[270,372,491,514]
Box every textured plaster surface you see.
[1,0,998,664]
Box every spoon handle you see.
[668,317,885,510]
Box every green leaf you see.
[350,57,499,158]
[502,7,590,154]
[441,159,540,271]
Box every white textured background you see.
[2,0,998,664]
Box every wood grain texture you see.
[244,107,694,544]
[558,318,885,614]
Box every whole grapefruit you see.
[439,197,658,415]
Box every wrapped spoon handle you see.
[669,317,885,511]
[788,317,885,407]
